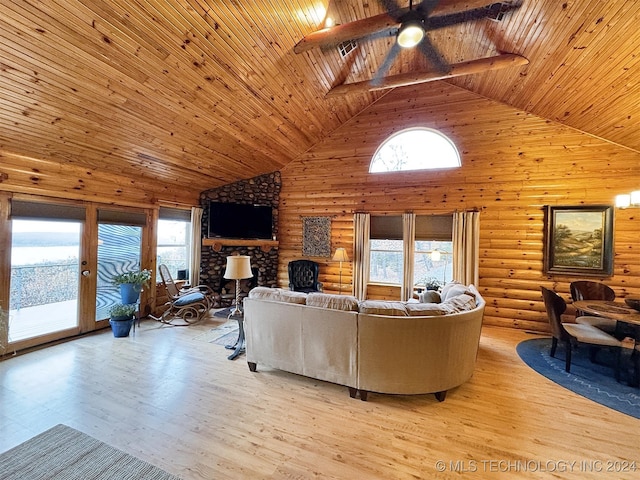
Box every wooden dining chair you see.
[570,280,617,334]
[540,287,622,375]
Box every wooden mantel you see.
[202,238,279,252]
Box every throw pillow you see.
[440,281,463,300]
[439,293,477,313]
[441,283,476,302]
[419,290,442,304]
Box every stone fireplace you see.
[199,171,281,307]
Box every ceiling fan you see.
[294,1,526,94]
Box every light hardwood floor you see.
[1,319,638,479]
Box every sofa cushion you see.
[405,302,447,316]
[248,286,282,301]
[306,292,359,311]
[358,300,409,316]
[173,292,206,306]
[278,289,308,304]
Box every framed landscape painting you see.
[544,205,614,276]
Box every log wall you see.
[279,82,640,332]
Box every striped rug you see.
[0,424,181,480]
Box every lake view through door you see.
[9,219,81,342]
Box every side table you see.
[225,310,245,360]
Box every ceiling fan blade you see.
[416,0,442,18]
[318,26,396,54]
[377,0,405,21]
[371,41,402,85]
[426,2,522,30]
[294,0,497,53]
[417,36,450,73]
[365,28,400,45]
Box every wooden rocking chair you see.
[152,264,216,325]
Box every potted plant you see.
[109,303,137,337]
[112,269,152,304]
[425,277,442,291]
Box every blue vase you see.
[119,283,141,304]
[109,318,133,337]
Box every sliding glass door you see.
[9,219,81,342]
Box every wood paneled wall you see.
[279,81,640,332]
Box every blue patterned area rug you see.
[517,338,640,419]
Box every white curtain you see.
[189,206,203,287]
[452,210,480,286]
[353,213,370,300]
[401,213,415,301]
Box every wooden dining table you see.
[572,300,640,327]
[574,300,640,387]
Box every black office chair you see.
[288,260,322,293]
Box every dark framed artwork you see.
[544,205,614,276]
[302,216,331,257]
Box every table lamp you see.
[223,255,253,316]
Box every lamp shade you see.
[616,194,631,209]
[332,247,349,262]
[430,250,442,262]
[223,255,253,280]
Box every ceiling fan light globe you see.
[397,23,424,48]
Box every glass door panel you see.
[9,220,81,342]
[96,224,142,321]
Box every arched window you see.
[369,127,461,173]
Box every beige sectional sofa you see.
[243,283,485,401]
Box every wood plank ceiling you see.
[0,0,639,202]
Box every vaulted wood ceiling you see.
[0,1,638,203]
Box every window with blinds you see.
[369,214,453,287]
[157,207,191,282]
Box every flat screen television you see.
[208,201,273,240]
